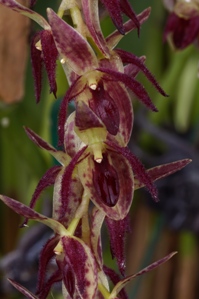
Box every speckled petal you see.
[24,126,70,165]
[90,208,105,269]
[47,8,98,75]
[53,147,87,227]
[64,112,84,158]
[0,195,66,234]
[62,236,98,299]
[58,76,87,146]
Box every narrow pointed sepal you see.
[0,0,49,29]
[0,195,67,234]
[40,30,58,97]
[24,126,70,165]
[120,0,140,35]
[135,159,192,190]
[106,8,151,49]
[98,67,158,112]
[106,215,130,276]
[100,0,125,34]
[109,252,177,299]
[116,49,168,97]
[22,166,61,227]
[31,32,43,103]
[8,279,39,299]
[36,236,60,296]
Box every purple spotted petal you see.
[58,77,87,146]
[25,126,56,152]
[0,194,48,221]
[64,113,84,157]
[0,0,49,28]
[54,147,87,225]
[0,195,66,234]
[106,8,151,49]
[134,159,192,189]
[8,279,39,299]
[116,49,168,96]
[110,252,177,297]
[36,235,60,296]
[25,126,70,165]
[40,30,58,97]
[82,0,110,57]
[47,8,98,75]
[98,67,158,112]
[62,236,98,299]
[106,215,130,276]
[106,141,158,202]
[30,32,43,103]
[90,208,105,269]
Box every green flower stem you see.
[67,192,90,235]
[150,47,194,125]
[179,230,197,256]
[98,283,111,299]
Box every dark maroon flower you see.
[164,12,199,49]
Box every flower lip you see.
[92,153,120,207]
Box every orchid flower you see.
[164,0,199,49]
